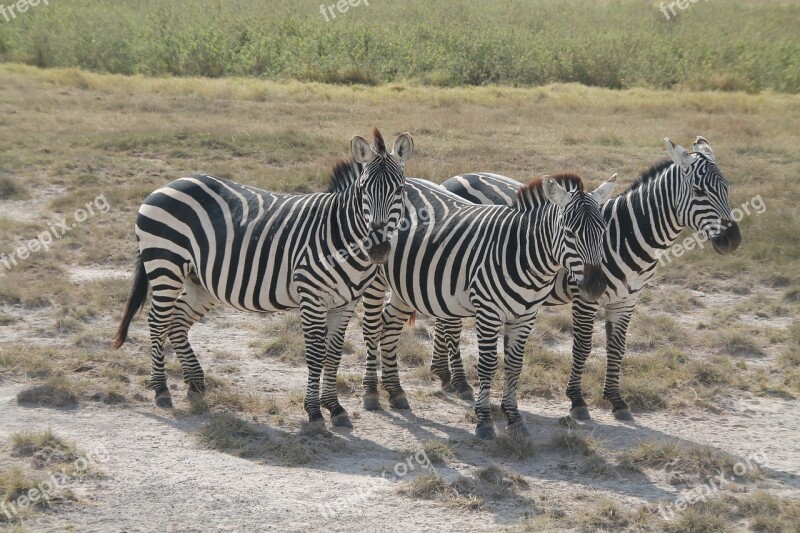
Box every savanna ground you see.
[0,63,799,531]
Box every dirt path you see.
[2,337,799,532]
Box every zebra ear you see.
[351,135,376,164]
[542,177,571,208]
[692,136,716,163]
[664,138,696,170]
[391,133,414,164]
[590,173,617,204]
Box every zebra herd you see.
[113,129,741,440]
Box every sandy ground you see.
[1,265,799,532]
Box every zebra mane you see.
[327,159,363,193]
[372,127,387,154]
[514,173,585,211]
[627,159,673,193]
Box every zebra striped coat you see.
[361,174,616,439]
[113,129,413,428]
[434,137,741,420]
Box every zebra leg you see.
[501,319,535,438]
[147,285,183,408]
[167,277,217,401]
[603,302,635,421]
[378,294,414,410]
[566,299,599,421]
[299,302,329,425]
[361,273,388,411]
[431,318,454,391]
[474,312,502,440]
[439,318,474,401]
[321,304,356,428]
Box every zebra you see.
[112,129,414,429]
[360,173,617,439]
[431,137,741,421]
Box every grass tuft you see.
[16,375,80,408]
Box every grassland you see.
[0,0,799,92]
[0,63,799,530]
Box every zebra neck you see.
[519,206,561,281]
[331,186,371,266]
[611,165,686,263]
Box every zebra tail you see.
[112,254,149,349]
[408,311,416,328]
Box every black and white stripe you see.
[361,174,616,439]
[432,137,741,421]
[113,129,413,428]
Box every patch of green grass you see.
[2,1,798,93]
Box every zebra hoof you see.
[613,408,634,421]
[186,388,205,402]
[363,392,381,411]
[441,381,456,393]
[456,384,475,402]
[506,421,531,439]
[331,412,353,428]
[570,406,592,421]
[389,392,411,410]
[475,422,496,441]
[155,393,173,409]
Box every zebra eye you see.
[694,188,708,197]
[564,229,576,239]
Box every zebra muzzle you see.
[711,221,741,255]
[578,263,607,302]
[367,240,392,263]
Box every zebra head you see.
[665,137,741,254]
[351,128,414,264]
[543,175,617,302]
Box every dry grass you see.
[397,471,484,510]
[420,439,455,466]
[253,312,306,365]
[0,175,28,200]
[0,63,798,530]
[620,439,763,484]
[16,374,81,408]
[11,428,78,464]
[195,412,348,465]
[397,328,430,368]
[488,430,536,460]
